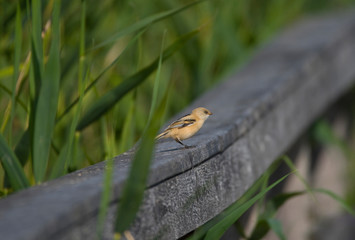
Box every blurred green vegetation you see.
[189,156,354,240]
[1,0,355,194]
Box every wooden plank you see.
[1,10,355,240]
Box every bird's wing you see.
[166,114,196,130]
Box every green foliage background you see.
[1,0,355,193]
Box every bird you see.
[156,107,213,148]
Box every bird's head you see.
[193,107,213,120]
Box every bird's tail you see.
[155,130,169,140]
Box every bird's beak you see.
[209,112,213,115]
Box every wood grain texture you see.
[1,10,355,240]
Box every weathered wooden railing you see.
[1,10,355,240]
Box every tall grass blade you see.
[0,83,27,111]
[76,29,199,131]
[28,0,44,173]
[266,218,286,240]
[202,173,292,240]
[112,55,168,233]
[14,130,30,166]
[97,154,115,239]
[92,0,206,50]
[8,4,22,145]
[313,188,355,215]
[147,31,166,124]
[114,92,169,234]
[50,0,85,179]
[1,104,12,134]
[281,155,314,199]
[31,0,44,81]
[32,0,61,182]
[118,93,136,154]
[3,7,22,189]
[248,219,270,240]
[96,114,117,238]
[0,134,30,190]
[264,191,305,217]
[30,0,44,107]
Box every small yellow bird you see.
[156,107,213,148]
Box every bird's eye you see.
[204,110,208,114]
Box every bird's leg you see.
[175,138,189,148]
